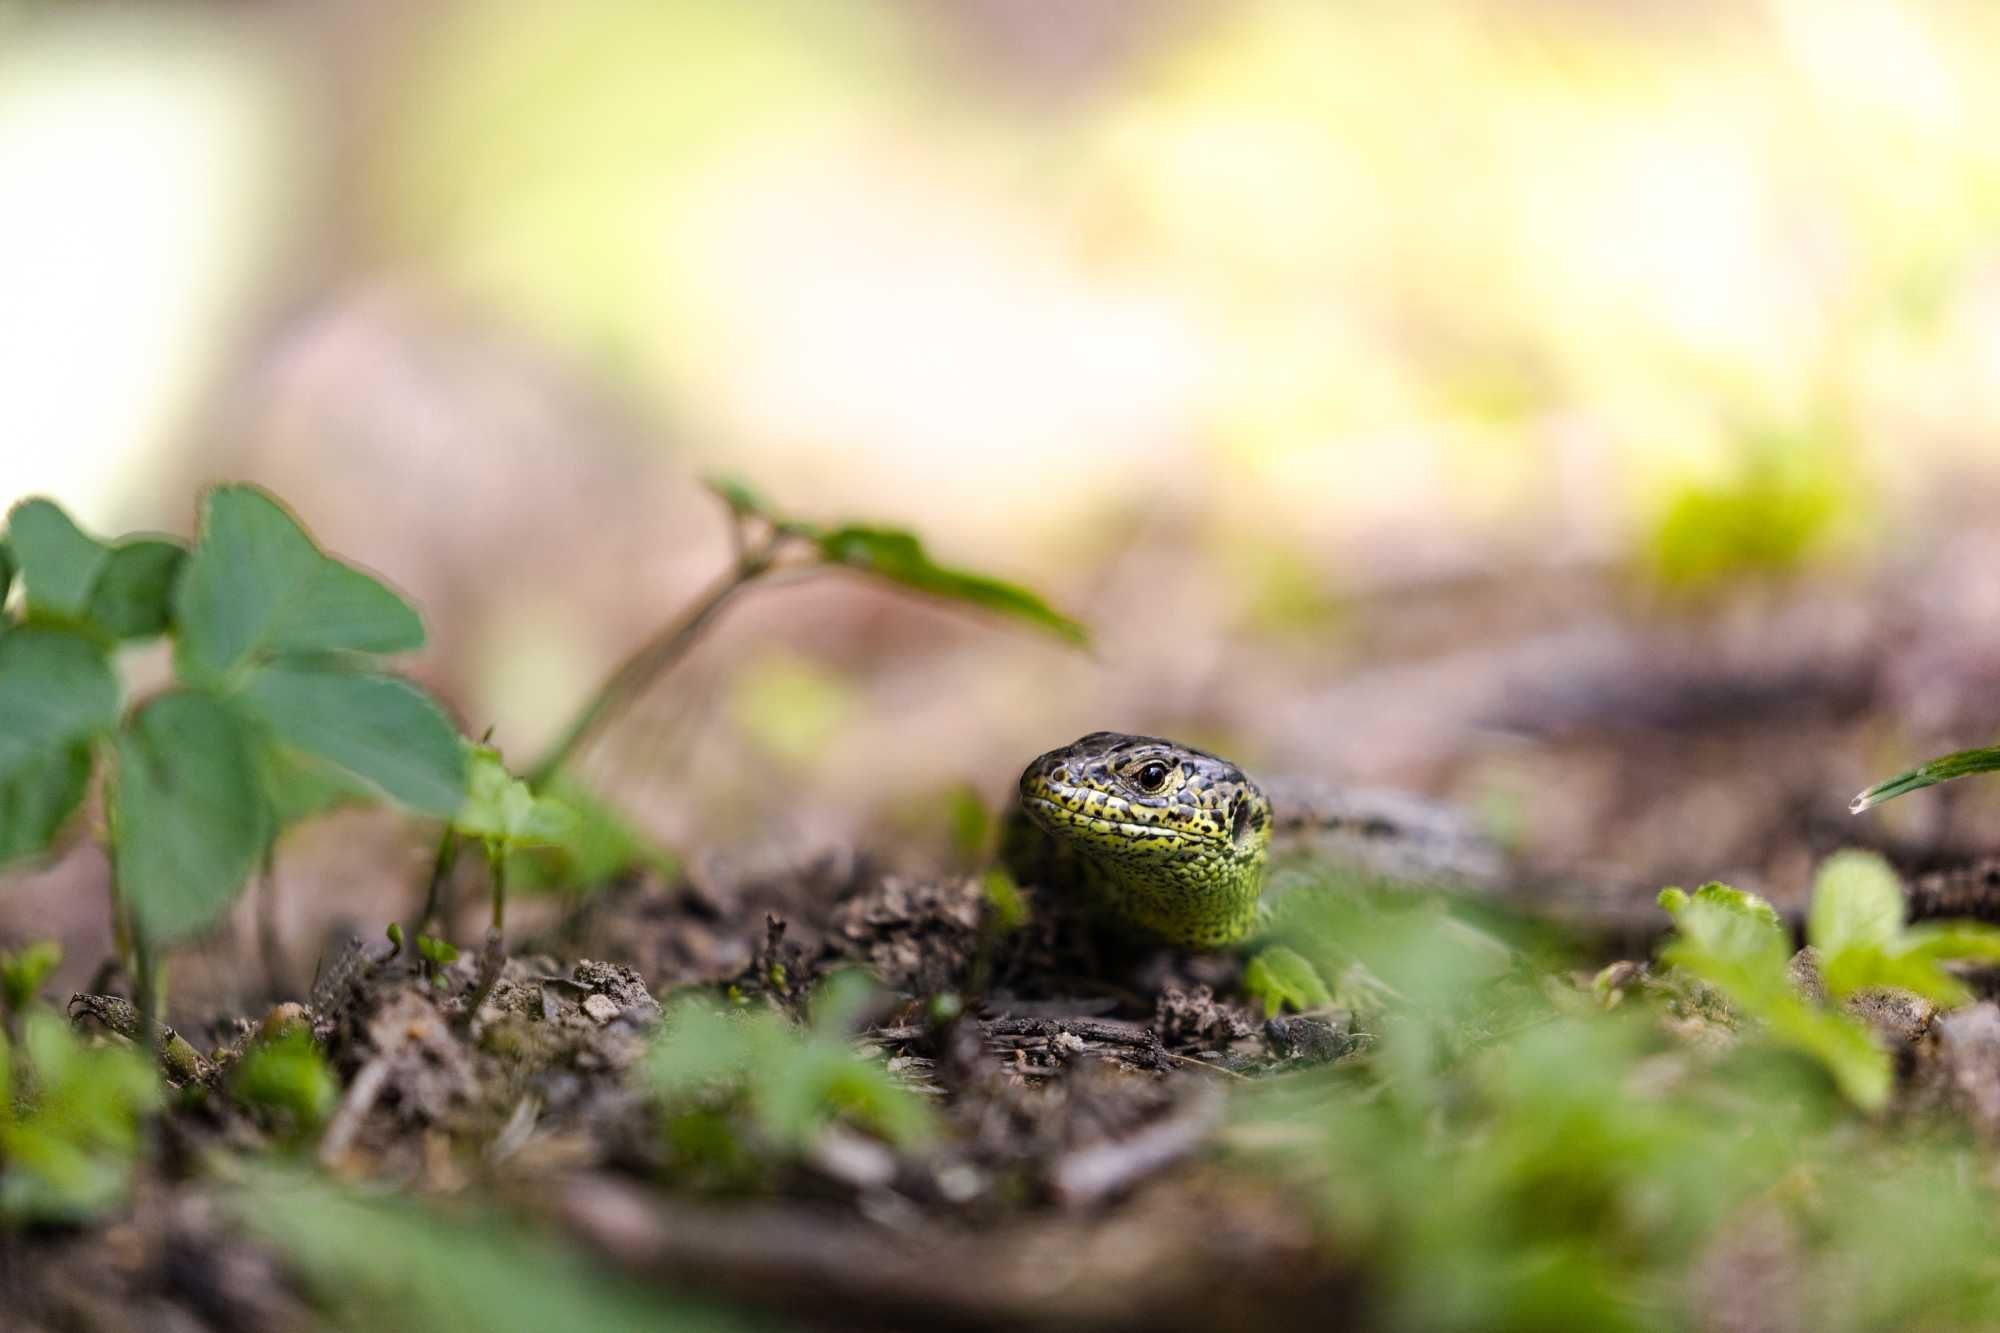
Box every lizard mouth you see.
[1021,793,1225,848]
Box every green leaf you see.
[1244,944,1336,1017]
[455,745,575,846]
[416,935,460,967]
[84,538,186,639]
[0,1011,156,1223]
[0,536,14,606]
[806,969,880,1039]
[237,662,467,817]
[113,692,268,943]
[815,525,1088,645]
[231,1030,337,1132]
[1806,849,2000,1007]
[0,629,115,864]
[1852,745,2000,813]
[1807,851,1905,958]
[0,744,93,866]
[0,628,117,780]
[229,1168,760,1333]
[6,498,110,620]
[704,474,781,523]
[1659,880,1892,1110]
[173,485,423,682]
[0,940,61,1014]
[254,741,377,832]
[503,775,675,893]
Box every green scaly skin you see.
[1010,732,1275,948]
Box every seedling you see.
[0,1009,157,1224]
[0,940,60,1024]
[0,487,469,1042]
[1657,850,2000,1110]
[230,1028,338,1139]
[648,969,932,1173]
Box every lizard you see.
[1002,731,1511,1003]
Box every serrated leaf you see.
[237,662,467,817]
[0,628,118,780]
[84,539,186,639]
[816,525,1088,645]
[114,692,267,943]
[173,486,423,682]
[6,498,109,620]
[1807,851,1905,958]
[1244,944,1335,1018]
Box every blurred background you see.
[9,0,2000,980]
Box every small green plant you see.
[450,744,577,935]
[1640,435,1851,592]
[647,969,932,1169]
[421,475,1086,908]
[0,940,60,1023]
[229,1167,759,1333]
[1242,943,1333,1018]
[0,488,471,1032]
[0,1009,158,1224]
[1232,866,2000,1331]
[230,1029,338,1138]
[1658,850,2000,1110]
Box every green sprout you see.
[648,969,933,1169]
[1658,851,2000,1110]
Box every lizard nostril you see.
[1052,767,1069,784]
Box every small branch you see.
[1047,1085,1224,1207]
[528,528,805,788]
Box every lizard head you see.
[1015,732,1272,946]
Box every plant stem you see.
[132,920,158,1065]
[416,826,462,938]
[527,537,788,788]
[256,844,283,997]
[489,844,507,935]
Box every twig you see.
[1047,1085,1225,1207]
[317,1054,392,1166]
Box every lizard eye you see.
[1231,798,1251,841]
[1135,761,1171,793]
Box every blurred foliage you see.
[1659,852,2000,1109]
[503,774,678,895]
[230,1028,337,1137]
[0,939,60,1019]
[1242,943,1332,1019]
[1639,438,1853,592]
[0,1009,156,1225]
[231,1168,763,1333]
[1241,858,2000,1330]
[648,969,932,1179]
